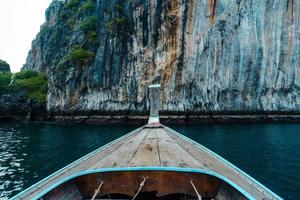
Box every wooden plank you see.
[156,128,202,168]
[128,129,161,167]
[92,129,149,168]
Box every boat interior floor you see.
[84,192,211,200]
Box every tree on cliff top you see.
[0,70,48,102]
[0,59,11,72]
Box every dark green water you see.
[0,123,299,199]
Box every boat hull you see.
[10,126,282,200]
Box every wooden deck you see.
[12,125,280,200]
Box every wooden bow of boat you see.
[11,85,282,200]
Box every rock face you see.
[24,0,300,114]
[0,95,47,121]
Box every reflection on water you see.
[0,123,299,199]
[0,126,27,198]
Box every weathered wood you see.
[129,129,160,167]
[156,128,202,168]
[93,129,149,168]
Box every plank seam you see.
[162,129,203,167]
[166,129,207,167]
[155,129,162,167]
[127,129,150,166]
[92,130,147,168]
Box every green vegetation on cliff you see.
[66,0,80,10]
[66,46,95,66]
[0,70,48,102]
[47,0,99,73]
[107,16,128,30]
[0,72,12,94]
[107,4,130,35]
[79,16,97,32]
[78,0,96,14]
[0,59,11,72]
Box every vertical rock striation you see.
[24,0,300,114]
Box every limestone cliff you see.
[24,0,300,114]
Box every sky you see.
[0,0,52,72]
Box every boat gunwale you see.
[10,126,144,200]
[21,167,256,200]
[163,126,283,200]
